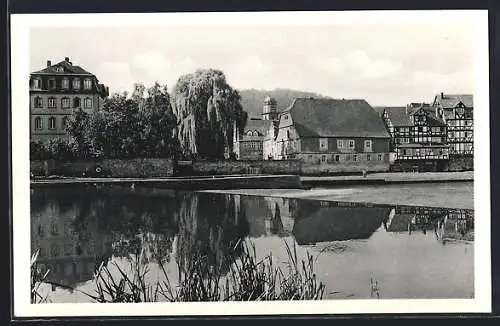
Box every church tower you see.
[262,96,277,121]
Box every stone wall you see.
[100,159,174,177]
[189,160,301,176]
[300,162,390,175]
[446,155,474,171]
[31,158,175,177]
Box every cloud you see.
[347,50,402,79]
[131,51,171,75]
[412,69,473,93]
[308,56,345,74]
[96,61,135,94]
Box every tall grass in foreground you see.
[31,249,50,303]
[31,240,326,303]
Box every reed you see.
[30,249,50,304]
[31,239,326,303]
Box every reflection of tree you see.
[175,192,249,276]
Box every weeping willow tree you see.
[171,69,248,159]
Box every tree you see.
[171,69,247,159]
[66,83,180,160]
[65,109,91,159]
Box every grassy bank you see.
[31,240,325,303]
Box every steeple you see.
[262,96,277,121]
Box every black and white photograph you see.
[10,10,491,317]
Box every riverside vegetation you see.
[31,240,326,303]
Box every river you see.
[30,183,474,302]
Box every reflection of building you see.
[30,57,109,144]
[385,206,474,241]
[291,200,391,245]
[30,202,113,288]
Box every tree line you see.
[30,69,248,161]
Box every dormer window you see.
[247,130,253,136]
[48,79,56,90]
[84,79,92,90]
[55,66,64,72]
[61,78,69,89]
[32,78,41,89]
[73,78,81,90]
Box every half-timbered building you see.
[432,93,473,156]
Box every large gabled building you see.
[273,97,391,173]
[30,57,109,144]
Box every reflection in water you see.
[30,186,474,299]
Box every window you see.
[308,155,313,161]
[34,97,43,108]
[48,97,56,108]
[32,78,42,89]
[56,66,64,72]
[61,97,70,109]
[37,224,44,237]
[353,155,357,162]
[247,130,253,136]
[51,223,58,236]
[48,79,56,90]
[84,79,92,90]
[34,117,43,130]
[321,155,326,163]
[364,140,372,150]
[334,155,340,162]
[61,78,69,89]
[378,154,382,161]
[403,149,407,156]
[73,97,81,108]
[73,78,81,90]
[286,130,290,139]
[50,244,60,257]
[284,114,288,120]
[337,139,355,149]
[48,117,56,130]
[367,154,371,161]
[84,98,93,109]
[348,140,355,148]
[464,132,468,138]
[319,138,328,151]
[253,131,259,137]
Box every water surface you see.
[30,186,474,302]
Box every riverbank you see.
[201,181,474,210]
[30,174,303,190]
[300,171,473,188]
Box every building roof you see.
[292,204,391,245]
[383,107,413,127]
[434,94,473,108]
[242,118,273,136]
[284,98,391,138]
[32,58,94,76]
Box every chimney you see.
[65,57,71,65]
[46,60,51,67]
[441,92,444,99]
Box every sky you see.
[29,21,475,107]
